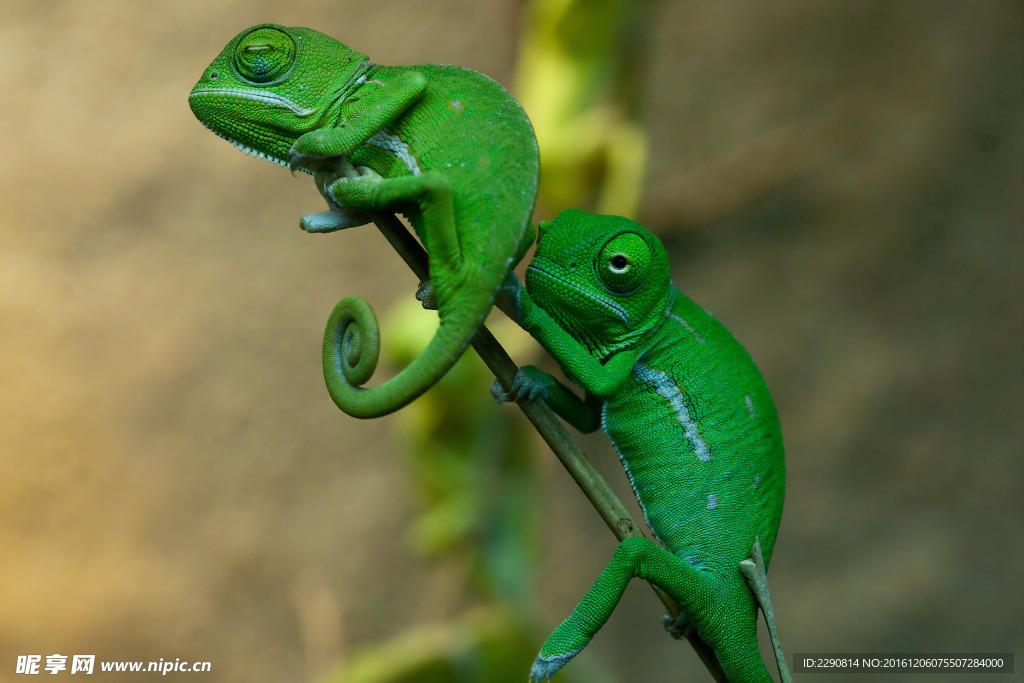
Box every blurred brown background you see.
[1,1,1021,681]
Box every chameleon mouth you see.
[188,87,316,170]
[526,264,631,325]
[189,88,315,117]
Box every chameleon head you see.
[527,209,672,352]
[188,24,369,168]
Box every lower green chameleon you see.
[496,209,787,682]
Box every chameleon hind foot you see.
[739,538,792,683]
[527,536,715,681]
[662,609,696,640]
[415,280,438,310]
[495,271,523,320]
[528,648,580,682]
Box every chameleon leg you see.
[301,160,376,233]
[288,71,429,168]
[325,172,461,277]
[739,539,792,683]
[491,365,602,434]
[531,537,699,681]
[531,536,772,682]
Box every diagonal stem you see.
[368,210,729,683]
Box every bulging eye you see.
[597,232,650,293]
[609,254,630,272]
[235,27,296,83]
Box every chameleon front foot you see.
[489,366,551,404]
[287,148,331,175]
[300,209,372,233]
[288,128,350,173]
[528,649,579,682]
[300,161,375,232]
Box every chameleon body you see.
[500,209,785,682]
[189,24,539,417]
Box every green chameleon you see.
[495,209,787,682]
[189,24,539,417]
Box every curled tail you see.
[321,277,498,418]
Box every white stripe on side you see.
[366,128,422,175]
[669,313,705,344]
[633,362,710,462]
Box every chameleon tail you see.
[321,296,381,405]
[321,277,498,419]
[677,578,773,683]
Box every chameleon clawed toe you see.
[662,609,695,640]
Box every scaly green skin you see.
[502,209,785,682]
[189,24,539,417]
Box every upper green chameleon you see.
[190,24,539,417]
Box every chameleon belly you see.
[601,289,785,571]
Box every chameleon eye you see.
[234,27,296,84]
[597,232,651,294]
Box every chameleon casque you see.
[497,209,786,682]
[189,24,539,417]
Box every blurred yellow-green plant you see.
[386,303,539,606]
[331,608,551,683]
[516,0,653,218]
